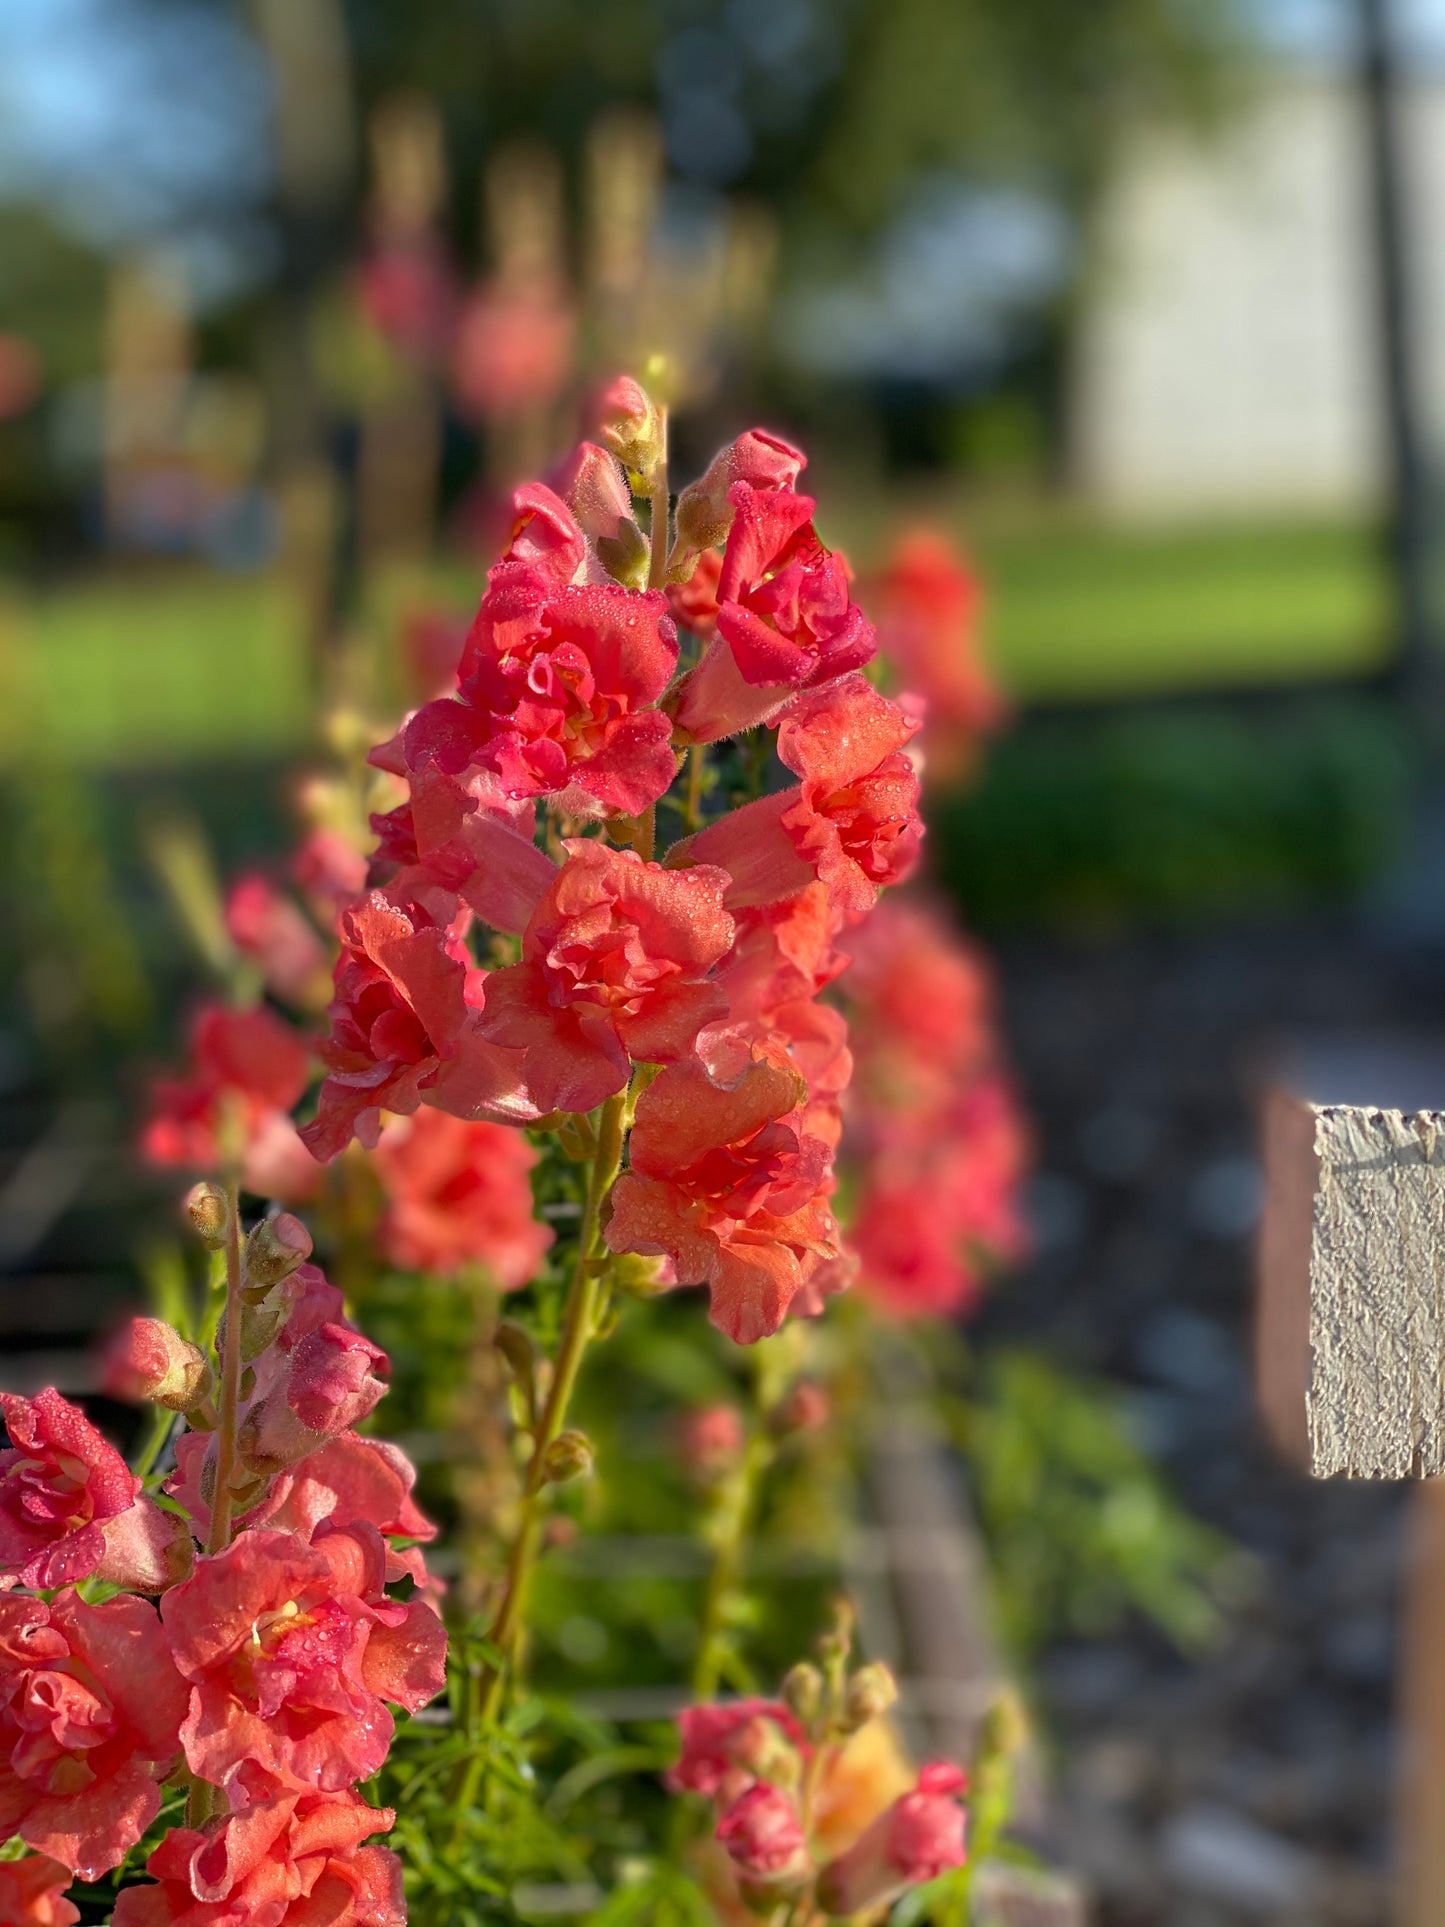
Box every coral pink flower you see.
[851,1080,1029,1321]
[667,1699,804,1799]
[453,285,574,425]
[364,758,550,937]
[0,1854,78,1926]
[291,832,368,920]
[401,607,469,703]
[141,1005,318,1203]
[715,1784,811,1892]
[0,1390,139,1591]
[674,429,806,553]
[167,1434,436,1594]
[478,841,735,1113]
[400,572,679,817]
[842,900,997,1113]
[373,1110,552,1285]
[604,1052,841,1344]
[0,1590,188,1880]
[301,891,535,1161]
[673,485,874,742]
[816,1762,968,1915]
[161,1523,446,1793]
[224,877,329,1008]
[666,546,723,639]
[871,529,1003,778]
[698,887,853,1147]
[683,675,922,915]
[111,1788,403,1927]
[355,236,457,363]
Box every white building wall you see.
[1072,72,1397,517]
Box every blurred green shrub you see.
[957,1350,1235,1657]
[933,695,1413,927]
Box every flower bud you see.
[978,1684,1029,1764]
[597,375,664,480]
[609,1250,675,1299]
[596,520,651,590]
[100,1316,212,1412]
[243,1213,313,1293]
[780,1662,824,1726]
[541,1429,594,1485]
[715,1784,811,1897]
[285,1323,389,1436]
[494,1319,538,1410]
[842,1661,898,1733]
[184,1181,230,1249]
[557,440,651,588]
[678,1405,745,1483]
[95,1493,196,1592]
[816,1763,968,1918]
[674,428,805,553]
[772,1380,828,1439]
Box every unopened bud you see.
[679,1404,746,1482]
[184,1181,230,1249]
[541,1429,594,1485]
[243,1214,313,1293]
[100,1316,212,1412]
[674,428,805,553]
[842,1661,898,1733]
[772,1380,829,1439]
[597,375,664,481]
[596,520,651,590]
[494,1319,538,1405]
[978,1685,1029,1764]
[781,1662,824,1725]
[609,1250,675,1299]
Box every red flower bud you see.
[99,1317,211,1411]
[715,1784,811,1893]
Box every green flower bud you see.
[780,1662,824,1725]
[841,1661,898,1733]
[184,1181,230,1249]
[541,1429,595,1485]
[243,1213,312,1293]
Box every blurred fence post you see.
[248,0,356,692]
[1357,0,1440,720]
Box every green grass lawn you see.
[0,512,1394,768]
[970,515,1392,701]
[0,570,311,769]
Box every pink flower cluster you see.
[670,1683,967,1918]
[143,850,552,1292]
[838,899,1029,1319]
[0,1196,444,1925]
[870,528,1005,782]
[296,384,930,1346]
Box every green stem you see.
[693,1430,773,1700]
[205,1178,244,1557]
[186,1179,244,1830]
[684,745,706,834]
[132,1404,179,1483]
[449,1091,629,1830]
[646,410,670,592]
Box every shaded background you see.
[3,1,1444,1921]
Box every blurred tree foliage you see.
[341,0,1243,242]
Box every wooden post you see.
[1257,1093,1445,1925]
